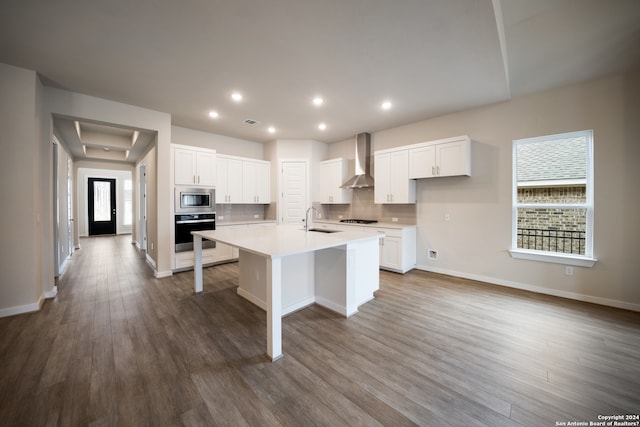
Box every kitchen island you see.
[192,225,382,361]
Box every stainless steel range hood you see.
[340,133,375,188]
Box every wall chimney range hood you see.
[340,132,375,189]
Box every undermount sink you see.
[302,228,341,233]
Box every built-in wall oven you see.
[174,187,216,252]
[174,213,216,252]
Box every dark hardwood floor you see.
[1,235,638,426]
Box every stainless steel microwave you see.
[175,187,215,214]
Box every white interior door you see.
[53,140,73,276]
[281,161,307,225]
[139,164,147,250]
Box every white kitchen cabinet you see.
[408,135,471,179]
[314,221,416,273]
[242,160,270,203]
[173,146,216,186]
[175,248,218,270]
[217,155,244,203]
[374,149,416,204]
[318,158,351,204]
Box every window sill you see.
[509,249,597,267]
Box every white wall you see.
[0,63,43,316]
[171,126,263,159]
[329,71,640,310]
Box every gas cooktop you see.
[339,219,378,224]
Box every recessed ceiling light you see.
[313,97,324,106]
[208,111,219,118]
[268,127,276,134]
[381,101,392,110]
[231,92,243,102]
[318,122,327,131]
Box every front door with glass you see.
[88,178,117,235]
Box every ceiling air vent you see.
[244,119,260,126]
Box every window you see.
[510,130,596,267]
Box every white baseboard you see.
[44,286,58,299]
[237,288,266,310]
[145,253,156,269]
[154,270,173,279]
[0,295,44,318]
[315,296,349,317]
[236,289,316,316]
[144,254,172,278]
[283,297,315,316]
[414,264,640,313]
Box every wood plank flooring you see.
[1,235,639,426]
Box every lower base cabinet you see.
[314,222,416,273]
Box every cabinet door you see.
[321,161,336,203]
[409,145,436,179]
[255,162,270,203]
[374,153,391,204]
[227,159,244,203]
[436,140,469,177]
[380,236,402,270]
[174,148,196,185]
[216,157,229,200]
[196,151,216,186]
[388,150,413,203]
[242,161,258,203]
[320,160,347,203]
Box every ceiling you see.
[1,0,639,159]
[53,117,157,164]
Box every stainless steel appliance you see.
[175,187,215,214]
[174,213,216,252]
[340,219,378,224]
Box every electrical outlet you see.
[444,213,451,221]
[565,266,574,276]
[338,215,343,219]
[428,249,438,260]
[254,214,259,219]
[391,217,398,222]
[218,215,224,220]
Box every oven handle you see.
[176,219,216,224]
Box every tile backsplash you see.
[216,189,416,225]
[216,204,268,223]
[320,188,416,224]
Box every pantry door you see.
[280,161,307,225]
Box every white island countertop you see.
[193,224,381,258]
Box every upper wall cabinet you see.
[217,155,244,203]
[242,159,270,203]
[408,135,471,179]
[374,149,416,204]
[318,158,351,204]
[216,154,270,204]
[173,145,217,187]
